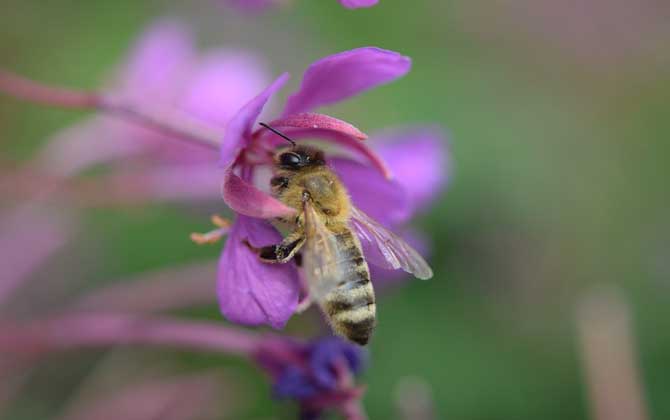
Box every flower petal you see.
[111,163,222,202]
[183,51,270,128]
[267,113,366,141]
[0,208,70,305]
[222,165,296,218]
[116,20,195,102]
[329,157,410,225]
[274,366,319,400]
[220,73,290,167]
[38,117,150,176]
[309,337,364,389]
[283,47,411,116]
[339,0,379,8]
[217,216,300,329]
[59,375,219,420]
[75,261,217,313]
[374,127,450,212]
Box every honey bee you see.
[247,123,433,345]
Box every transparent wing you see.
[302,201,350,301]
[349,206,433,280]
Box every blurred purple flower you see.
[0,313,367,418]
[255,336,366,419]
[60,374,221,420]
[74,261,217,313]
[215,47,448,329]
[0,207,70,306]
[36,19,269,202]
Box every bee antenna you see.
[259,122,296,147]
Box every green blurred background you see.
[2,0,669,418]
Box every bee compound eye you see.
[280,152,302,167]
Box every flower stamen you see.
[190,215,231,245]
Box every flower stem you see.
[0,313,262,357]
[0,69,222,150]
[0,69,99,109]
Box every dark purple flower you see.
[215,47,448,330]
[255,336,366,418]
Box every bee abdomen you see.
[324,231,376,345]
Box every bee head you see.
[260,122,326,170]
[276,145,326,170]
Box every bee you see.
[248,123,433,345]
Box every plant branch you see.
[0,313,261,357]
[0,69,222,150]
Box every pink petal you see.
[217,216,299,329]
[267,113,366,141]
[329,157,410,225]
[37,116,149,176]
[222,165,296,218]
[115,163,223,202]
[116,20,195,102]
[220,73,290,168]
[283,47,411,116]
[61,375,220,420]
[75,261,217,313]
[339,0,379,8]
[374,127,449,212]
[182,51,270,128]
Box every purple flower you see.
[36,19,269,202]
[0,207,70,306]
[59,374,221,420]
[215,47,448,329]
[255,336,366,419]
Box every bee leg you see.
[243,233,305,264]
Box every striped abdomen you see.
[322,228,376,345]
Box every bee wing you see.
[302,201,349,301]
[349,206,433,280]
